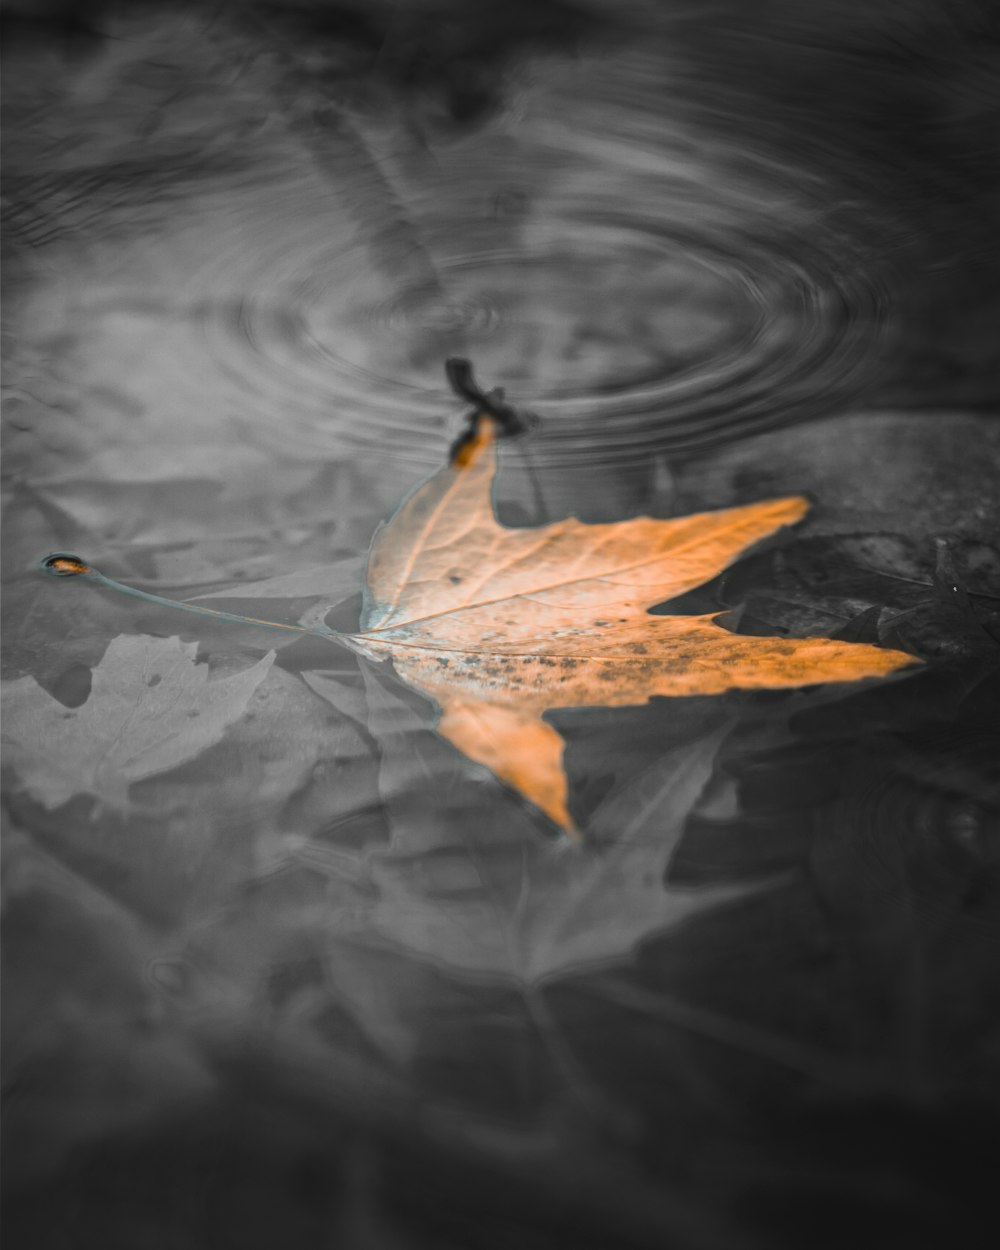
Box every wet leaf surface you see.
[347,413,915,829]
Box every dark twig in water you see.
[446,357,534,435]
[446,359,546,519]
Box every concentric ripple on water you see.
[185,49,892,469]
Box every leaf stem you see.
[37,553,346,641]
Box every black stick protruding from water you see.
[446,357,535,434]
[446,357,537,467]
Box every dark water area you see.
[2,2,999,1247]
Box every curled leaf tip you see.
[40,553,92,577]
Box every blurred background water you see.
[3,3,999,1248]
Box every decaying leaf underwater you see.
[35,361,918,832]
[3,635,274,811]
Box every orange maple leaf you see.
[347,414,916,832]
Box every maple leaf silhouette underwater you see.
[38,362,918,833]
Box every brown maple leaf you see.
[346,414,916,831]
[39,389,917,834]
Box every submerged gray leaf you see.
[3,635,274,810]
[303,669,756,984]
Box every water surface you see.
[3,4,999,1248]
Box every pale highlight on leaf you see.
[352,418,918,831]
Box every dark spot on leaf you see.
[450,576,462,584]
[147,674,162,687]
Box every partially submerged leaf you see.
[349,416,917,831]
[2,635,274,810]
